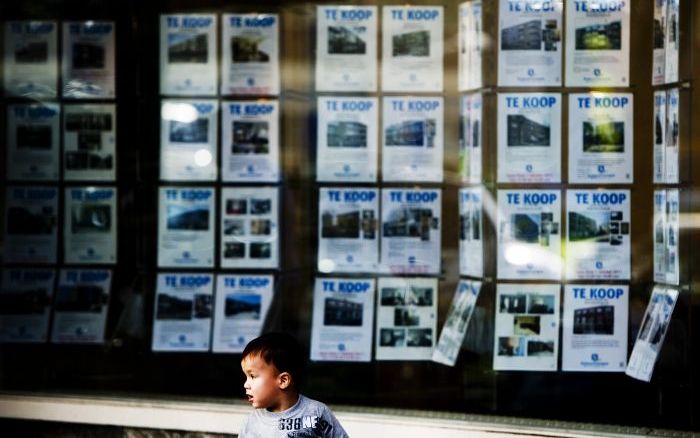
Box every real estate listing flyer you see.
[432,280,481,366]
[653,91,667,183]
[160,14,217,95]
[63,103,116,181]
[654,189,680,285]
[665,88,680,183]
[497,190,561,280]
[652,0,668,85]
[375,277,438,361]
[158,186,215,268]
[460,93,482,184]
[4,21,58,98]
[51,269,111,344]
[493,283,559,371]
[311,277,375,362]
[317,96,378,182]
[3,186,58,264]
[459,188,484,278]
[64,186,117,264]
[0,268,55,343]
[664,0,680,84]
[316,6,377,92]
[152,272,213,352]
[318,187,379,273]
[212,274,274,353]
[6,102,60,181]
[62,21,115,98]
[458,1,483,91]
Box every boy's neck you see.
[267,391,300,413]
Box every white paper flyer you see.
[64,186,117,264]
[460,93,482,184]
[221,100,280,182]
[160,99,218,181]
[152,272,213,352]
[566,189,631,280]
[459,188,483,278]
[458,1,483,91]
[626,286,679,382]
[494,283,559,371]
[158,187,215,268]
[665,88,680,183]
[220,187,279,269]
[381,188,441,274]
[569,93,633,184]
[3,186,58,264]
[62,21,115,98]
[376,277,438,361]
[497,190,561,280]
[654,189,680,285]
[562,284,628,372]
[565,0,630,86]
[653,190,667,284]
[6,102,60,181]
[317,97,378,182]
[63,103,116,181]
[664,0,680,84]
[432,280,482,366]
[311,277,375,362]
[652,0,668,85]
[316,6,377,92]
[222,14,280,96]
[212,274,273,353]
[51,269,111,344]
[382,6,443,92]
[497,93,561,183]
[382,96,444,182]
[498,0,562,86]
[160,14,217,96]
[653,91,667,183]
[318,188,378,273]
[0,268,54,343]
[4,21,58,98]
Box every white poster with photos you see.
[6,103,60,181]
[220,187,279,269]
[64,186,117,264]
[3,186,58,264]
[497,93,561,183]
[497,0,562,86]
[316,6,377,92]
[317,96,378,182]
[458,1,482,91]
[311,277,375,362]
[497,190,561,280]
[318,188,378,273]
[160,14,217,96]
[432,280,482,367]
[566,189,631,280]
[222,14,279,96]
[626,286,679,382]
[221,100,279,183]
[569,93,633,184]
[494,283,559,371]
[653,91,667,183]
[664,0,680,84]
[212,274,273,353]
[381,188,441,274]
[565,1,630,87]
[62,21,115,98]
[0,268,55,343]
[382,6,443,92]
[375,277,438,361]
[665,88,680,183]
[152,272,213,352]
[160,99,218,181]
[158,187,215,268]
[562,284,629,372]
[460,93,482,184]
[51,269,111,344]
[4,21,58,98]
[654,189,680,285]
[63,104,116,181]
[382,96,444,182]
[652,0,668,85]
[459,188,483,278]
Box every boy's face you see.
[241,354,286,412]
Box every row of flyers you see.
[0,268,112,344]
[3,21,115,98]
[4,186,117,265]
[6,103,116,181]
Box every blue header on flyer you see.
[165,275,211,288]
[229,103,274,116]
[655,94,666,106]
[66,270,110,283]
[70,22,112,35]
[391,99,440,112]
[15,105,57,119]
[13,187,56,201]
[506,95,557,108]
[165,189,212,202]
[322,280,371,293]
[577,96,630,109]
[507,1,558,13]
[223,276,270,289]
[573,192,627,205]
[9,270,53,282]
[324,8,373,21]
[389,190,439,204]
[191,103,214,114]
[326,190,376,203]
[390,8,439,21]
[573,1,625,12]
[11,22,54,34]
[460,190,480,203]
[71,189,114,201]
[506,192,557,205]
[669,92,679,106]
[166,16,213,29]
[230,15,275,27]
[572,287,625,300]
[325,100,373,112]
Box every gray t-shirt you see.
[239,394,349,438]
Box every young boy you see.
[239,332,349,438]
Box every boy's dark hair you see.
[242,332,305,389]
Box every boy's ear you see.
[278,371,292,390]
